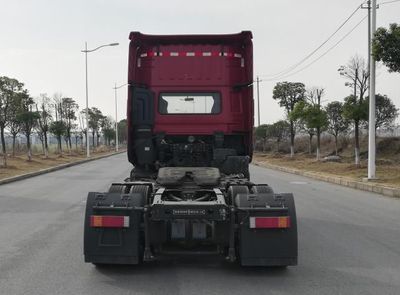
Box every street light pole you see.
[112,83,129,152]
[256,76,260,127]
[81,42,119,157]
[114,83,119,152]
[84,42,89,158]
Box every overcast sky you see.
[0,0,399,125]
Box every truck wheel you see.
[108,184,126,193]
[252,185,274,194]
[130,185,152,262]
[129,185,152,205]
[227,185,249,205]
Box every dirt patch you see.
[0,148,123,180]
[253,152,400,188]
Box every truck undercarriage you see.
[84,167,297,266]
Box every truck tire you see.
[108,184,126,193]
[252,185,274,194]
[227,185,249,205]
[129,185,152,262]
[129,185,152,205]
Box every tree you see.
[87,107,103,148]
[291,102,316,155]
[117,119,127,144]
[50,121,66,154]
[52,93,65,152]
[0,77,24,166]
[9,94,23,157]
[61,97,78,153]
[290,89,328,160]
[255,124,270,151]
[272,81,306,157]
[304,127,316,155]
[326,101,349,155]
[342,95,368,165]
[103,128,116,146]
[365,94,399,131]
[0,77,9,166]
[36,94,52,158]
[78,113,87,150]
[267,120,290,152]
[373,23,400,73]
[338,56,369,166]
[307,88,328,160]
[18,92,40,161]
[72,129,82,150]
[101,116,115,146]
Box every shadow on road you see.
[90,257,292,295]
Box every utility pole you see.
[256,76,260,126]
[361,1,372,87]
[354,68,360,166]
[368,0,377,179]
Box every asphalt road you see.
[0,153,399,295]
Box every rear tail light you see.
[249,216,290,229]
[90,215,130,228]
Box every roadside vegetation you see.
[255,23,400,186]
[0,76,128,178]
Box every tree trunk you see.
[92,132,95,148]
[334,135,338,156]
[0,126,7,167]
[12,134,17,157]
[316,127,321,161]
[69,136,72,152]
[354,120,360,166]
[277,139,280,152]
[308,134,313,155]
[290,120,295,157]
[64,137,70,155]
[41,140,45,155]
[26,133,32,161]
[44,132,49,158]
[67,130,72,155]
[57,135,62,154]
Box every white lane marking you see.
[290,181,308,185]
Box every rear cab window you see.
[159,93,221,114]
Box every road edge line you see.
[0,151,126,186]
[253,161,400,199]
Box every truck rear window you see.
[159,93,221,114]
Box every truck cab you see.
[127,32,254,177]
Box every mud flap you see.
[84,192,144,265]
[236,193,298,266]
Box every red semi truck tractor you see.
[84,31,298,267]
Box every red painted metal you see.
[127,31,254,157]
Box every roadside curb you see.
[0,150,126,186]
[253,161,400,199]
